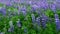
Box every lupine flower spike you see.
[16,19,21,27]
[24,27,27,34]
[18,6,20,15]
[21,6,26,16]
[8,20,14,32]
[36,17,40,26]
[54,13,60,31]
[41,14,46,28]
[31,14,35,23]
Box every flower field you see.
[0,0,60,34]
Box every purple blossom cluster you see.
[0,0,60,33]
[54,13,60,31]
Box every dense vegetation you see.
[0,0,60,34]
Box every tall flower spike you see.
[9,20,13,26]
[41,14,46,28]
[8,20,14,32]
[31,14,35,23]
[21,6,26,15]
[36,17,40,26]
[36,17,41,31]
[16,19,21,27]
[8,26,14,32]
[24,27,27,33]
[54,13,60,31]
[18,6,20,15]
[0,7,2,14]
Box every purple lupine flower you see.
[14,0,20,3]
[22,11,26,15]
[10,0,16,5]
[31,5,38,11]
[31,14,35,23]
[0,32,4,34]
[14,5,18,8]
[21,6,26,15]
[50,2,56,13]
[41,14,47,28]
[18,6,20,15]
[8,20,14,32]
[43,14,48,20]
[0,7,2,13]
[21,6,26,11]
[40,0,47,2]
[41,18,46,28]
[36,17,40,26]
[2,7,6,15]
[24,27,27,33]
[57,2,60,9]
[5,1,12,6]
[20,0,25,3]
[30,4,38,13]
[54,13,60,31]
[9,20,13,26]
[8,26,14,32]
[56,0,60,2]
[42,13,48,20]
[0,0,6,4]
[0,7,2,9]
[16,19,21,27]
[26,1,32,5]
[32,1,37,5]
[7,28,11,32]
[0,7,6,16]
[40,1,48,9]
[37,9,41,15]
[35,2,41,8]
[10,26,14,31]
[54,14,59,18]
